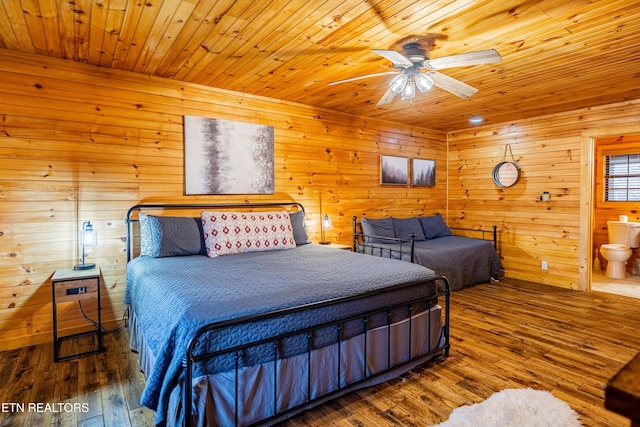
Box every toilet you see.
[600,221,640,279]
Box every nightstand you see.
[327,243,352,251]
[51,266,103,361]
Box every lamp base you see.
[74,263,96,271]
[319,241,331,245]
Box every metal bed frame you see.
[352,215,498,260]
[183,277,450,427]
[125,203,451,427]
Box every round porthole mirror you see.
[493,144,520,188]
[492,161,520,188]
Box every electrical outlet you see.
[541,261,548,270]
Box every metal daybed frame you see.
[125,203,450,427]
[352,216,498,261]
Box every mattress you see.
[124,243,440,425]
[358,235,500,291]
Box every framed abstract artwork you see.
[183,116,274,195]
[380,155,408,185]
[411,158,436,187]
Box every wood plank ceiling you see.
[1,0,639,131]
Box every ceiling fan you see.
[328,42,502,105]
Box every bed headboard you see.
[126,202,305,262]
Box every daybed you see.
[353,214,501,291]
[124,202,450,426]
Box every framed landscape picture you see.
[184,116,274,195]
[412,158,436,187]
[380,155,408,185]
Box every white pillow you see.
[201,211,296,257]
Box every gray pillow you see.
[289,210,310,246]
[139,213,153,256]
[147,215,206,257]
[392,217,426,241]
[360,217,395,243]
[419,213,453,239]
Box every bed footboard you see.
[181,276,450,427]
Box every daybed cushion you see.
[419,214,453,239]
[201,210,296,257]
[289,210,310,246]
[360,217,395,243]
[147,215,206,258]
[393,217,426,241]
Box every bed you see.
[353,214,501,291]
[124,202,450,426]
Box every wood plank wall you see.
[448,101,640,289]
[0,49,447,350]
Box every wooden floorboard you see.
[0,278,638,426]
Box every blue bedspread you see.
[359,236,501,291]
[412,236,500,291]
[124,243,438,425]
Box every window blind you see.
[605,153,640,201]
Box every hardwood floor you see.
[1,278,639,427]
[0,325,155,427]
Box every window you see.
[605,153,640,201]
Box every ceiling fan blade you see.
[376,88,396,105]
[371,49,413,67]
[427,71,478,99]
[423,49,502,70]
[328,71,398,86]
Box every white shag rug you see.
[433,388,582,427]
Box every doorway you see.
[589,133,640,299]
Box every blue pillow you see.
[419,214,453,239]
[392,217,426,241]
[139,213,153,256]
[289,210,310,246]
[360,217,395,243]
[147,215,206,257]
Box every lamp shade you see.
[74,221,97,270]
[401,79,416,100]
[389,74,408,93]
[322,214,332,230]
[415,73,434,92]
[83,222,97,247]
[320,214,332,244]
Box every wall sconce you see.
[74,221,97,270]
[319,214,332,245]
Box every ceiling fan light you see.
[389,74,408,93]
[415,73,434,92]
[401,79,416,100]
